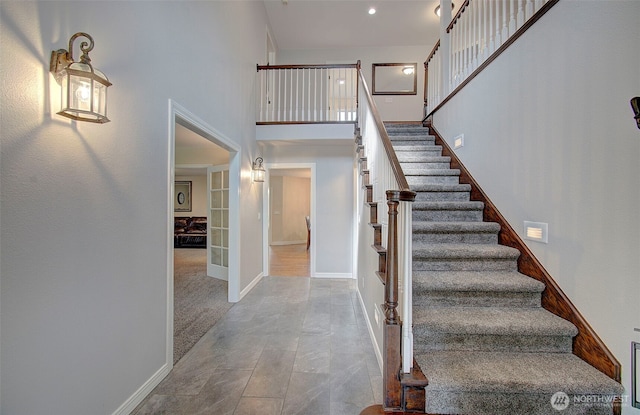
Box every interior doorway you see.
[167,100,241,367]
[263,164,315,277]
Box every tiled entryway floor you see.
[134,277,382,415]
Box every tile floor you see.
[133,277,382,415]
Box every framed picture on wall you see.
[633,342,640,409]
[175,181,192,212]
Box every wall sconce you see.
[252,157,265,182]
[50,32,111,123]
[630,97,640,130]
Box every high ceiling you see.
[262,0,455,51]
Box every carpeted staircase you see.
[384,124,623,415]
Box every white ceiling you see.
[263,0,454,51]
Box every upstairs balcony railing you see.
[256,63,358,124]
[425,0,559,116]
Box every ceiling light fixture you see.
[368,7,376,15]
[402,66,415,75]
[434,2,455,17]
[50,32,111,123]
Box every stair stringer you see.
[427,123,622,385]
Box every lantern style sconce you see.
[252,157,265,183]
[631,97,640,130]
[50,32,112,123]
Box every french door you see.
[207,165,229,280]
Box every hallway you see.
[134,277,382,414]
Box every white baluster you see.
[488,0,495,54]
[509,0,516,35]
[494,0,501,47]
[535,0,543,13]
[481,0,488,61]
[525,0,533,21]
[502,0,509,44]
[517,0,525,30]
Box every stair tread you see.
[415,350,623,395]
[411,183,471,192]
[413,306,578,336]
[413,243,520,259]
[413,270,546,293]
[413,201,483,210]
[404,169,460,176]
[413,221,500,233]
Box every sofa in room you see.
[174,217,207,248]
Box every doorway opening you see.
[263,164,315,278]
[167,100,241,367]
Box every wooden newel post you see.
[383,190,402,411]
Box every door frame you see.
[167,99,241,367]
[262,162,316,277]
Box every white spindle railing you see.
[256,64,358,123]
[425,0,556,116]
[425,41,442,116]
[357,70,415,375]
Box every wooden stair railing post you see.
[383,190,402,411]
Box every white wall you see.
[280,45,434,122]
[261,142,354,277]
[270,175,311,244]
[0,1,269,413]
[433,1,640,412]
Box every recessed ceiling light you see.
[368,7,376,15]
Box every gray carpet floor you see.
[174,248,232,364]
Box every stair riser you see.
[412,258,518,272]
[425,391,617,415]
[413,332,573,353]
[413,210,483,222]
[397,155,447,163]
[413,291,542,308]
[391,139,436,146]
[396,148,442,156]
[414,232,498,244]
[414,191,471,202]
[407,176,460,185]
[400,162,451,169]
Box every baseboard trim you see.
[270,240,306,246]
[313,272,353,279]
[238,272,263,302]
[356,287,383,374]
[111,363,172,415]
[428,122,621,384]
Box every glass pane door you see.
[207,165,229,280]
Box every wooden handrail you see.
[446,0,471,33]
[357,69,411,191]
[256,63,358,71]
[424,0,560,121]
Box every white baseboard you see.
[270,240,306,246]
[356,287,383,375]
[238,272,263,301]
[112,362,172,415]
[313,272,353,279]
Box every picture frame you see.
[372,62,418,95]
[633,342,640,409]
[175,181,192,212]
